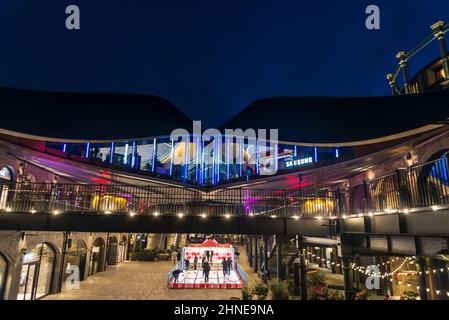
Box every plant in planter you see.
[252,282,269,300]
[308,271,329,300]
[354,289,376,300]
[270,281,290,300]
[328,289,345,300]
[400,291,419,300]
[242,285,254,300]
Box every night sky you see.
[0,1,448,127]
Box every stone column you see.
[254,236,259,273]
[298,238,308,300]
[417,257,429,300]
[276,240,282,280]
[342,256,353,300]
[431,21,449,80]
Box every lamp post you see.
[431,21,449,81]
[396,51,411,94]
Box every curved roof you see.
[1,86,449,144]
[221,89,449,143]
[0,86,192,140]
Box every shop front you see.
[64,239,87,282]
[17,243,56,300]
[118,236,127,263]
[89,237,105,275]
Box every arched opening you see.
[17,243,56,300]
[0,252,8,300]
[64,239,87,282]
[107,236,119,266]
[89,237,105,275]
[118,236,127,263]
[0,166,15,210]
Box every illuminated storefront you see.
[45,136,351,186]
[17,243,55,300]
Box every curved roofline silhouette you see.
[221,89,449,143]
[0,85,448,144]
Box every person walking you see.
[205,250,210,262]
[203,261,210,283]
[185,258,190,271]
[227,257,232,275]
[201,255,206,270]
[171,250,178,265]
[193,255,198,271]
[177,250,181,263]
[172,269,182,284]
[221,258,227,277]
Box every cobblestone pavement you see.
[45,246,259,300]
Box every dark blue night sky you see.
[0,1,448,127]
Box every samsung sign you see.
[285,156,314,169]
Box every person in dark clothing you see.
[201,255,206,269]
[205,250,210,262]
[185,258,190,271]
[193,255,198,271]
[172,269,182,283]
[221,258,227,277]
[177,251,181,262]
[203,261,210,283]
[227,258,232,275]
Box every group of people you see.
[171,254,234,284]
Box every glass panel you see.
[137,143,154,171]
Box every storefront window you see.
[17,243,55,300]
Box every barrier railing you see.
[350,154,449,214]
[236,263,248,284]
[0,182,338,218]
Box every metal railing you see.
[0,182,338,218]
[388,21,449,94]
[350,154,449,214]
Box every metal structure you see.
[388,21,449,94]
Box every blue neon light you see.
[335,148,339,158]
[226,137,230,180]
[124,143,129,164]
[239,139,243,177]
[85,143,90,158]
[151,138,156,172]
[256,140,259,175]
[169,140,174,176]
[131,141,136,168]
[195,137,200,182]
[110,142,115,164]
[314,146,318,162]
[183,140,188,182]
[216,139,220,184]
[62,143,67,152]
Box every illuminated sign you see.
[285,156,314,169]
